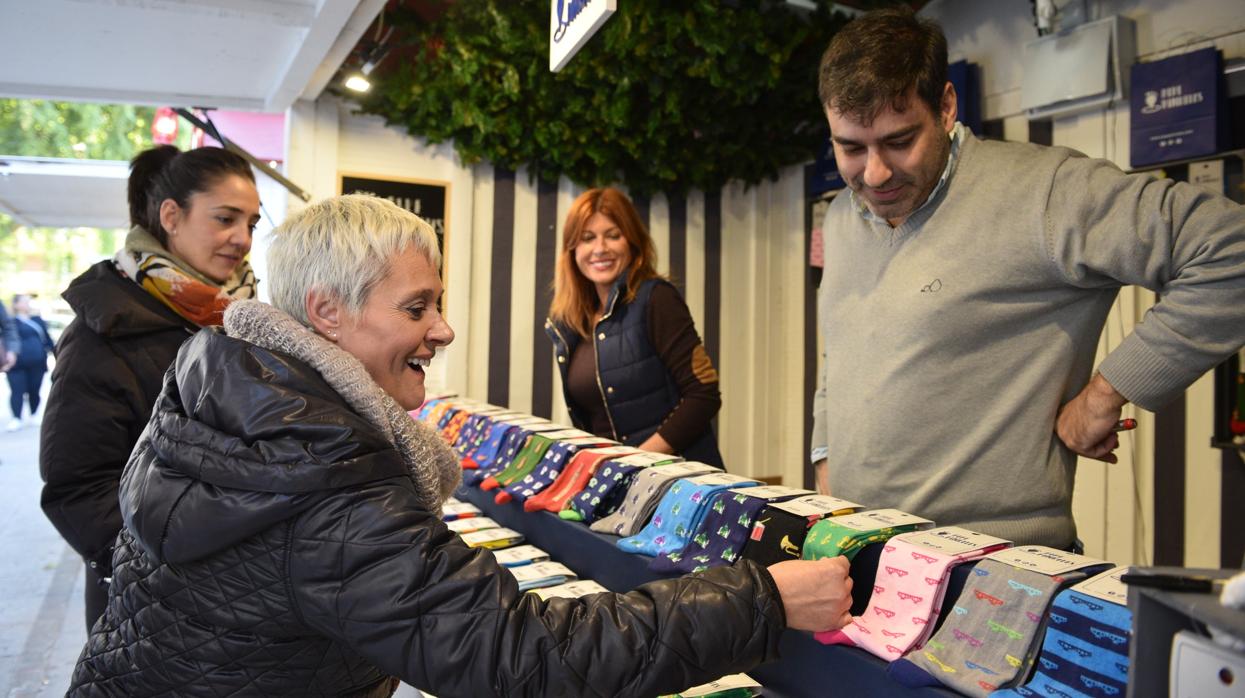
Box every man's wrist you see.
[1089,372,1128,411]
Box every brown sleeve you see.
[646,282,721,452]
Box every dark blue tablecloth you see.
[459,486,964,697]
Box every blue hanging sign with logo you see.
[1130,47,1226,168]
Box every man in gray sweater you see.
[810,8,1245,548]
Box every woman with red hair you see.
[546,187,723,467]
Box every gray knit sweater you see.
[811,128,1245,547]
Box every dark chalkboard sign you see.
[339,174,449,266]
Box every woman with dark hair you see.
[4,294,54,431]
[39,144,260,630]
[546,187,724,467]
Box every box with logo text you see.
[1130,47,1227,168]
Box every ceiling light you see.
[344,73,372,92]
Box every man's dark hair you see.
[818,7,948,125]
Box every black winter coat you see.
[40,261,195,574]
[69,328,787,697]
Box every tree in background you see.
[0,99,192,314]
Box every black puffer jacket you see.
[69,328,787,697]
[40,260,195,574]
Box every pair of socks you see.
[590,461,718,536]
[649,486,807,574]
[740,495,861,567]
[561,459,646,522]
[496,437,614,504]
[801,509,930,562]
[618,473,759,557]
[992,568,1132,698]
[888,554,1112,696]
[523,446,637,513]
[815,527,1011,660]
[480,433,556,491]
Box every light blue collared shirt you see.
[848,121,964,227]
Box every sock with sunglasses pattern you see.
[991,572,1132,698]
[888,557,1108,696]
[590,461,719,536]
[815,527,1011,660]
[800,510,928,562]
[561,460,645,522]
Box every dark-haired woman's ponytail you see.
[127,145,180,233]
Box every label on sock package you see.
[987,545,1107,576]
[830,509,933,532]
[728,485,812,501]
[493,545,550,566]
[1072,565,1131,604]
[446,516,500,533]
[510,561,577,585]
[770,494,862,518]
[441,502,482,519]
[688,472,759,487]
[583,445,643,459]
[459,527,523,547]
[613,452,685,467]
[673,673,761,697]
[529,579,610,600]
[900,526,1012,555]
[645,462,719,479]
[540,429,596,440]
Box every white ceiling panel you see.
[0,157,130,229]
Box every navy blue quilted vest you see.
[547,277,723,468]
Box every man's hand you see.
[1056,373,1129,463]
[0,351,14,372]
[768,556,853,632]
[813,459,830,495]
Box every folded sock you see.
[889,554,1110,696]
[740,495,860,567]
[649,485,804,573]
[565,460,645,523]
[618,473,759,557]
[815,527,1011,660]
[801,509,928,562]
[590,461,719,536]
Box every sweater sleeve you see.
[1044,153,1245,410]
[646,283,721,452]
[288,483,786,698]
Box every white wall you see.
[921,0,1245,565]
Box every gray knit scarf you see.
[224,299,460,511]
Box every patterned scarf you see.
[113,225,257,327]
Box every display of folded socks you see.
[465,423,560,486]
[590,461,720,536]
[801,509,933,562]
[888,547,1112,697]
[463,417,550,471]
[482,428,592,492]
[740,494,862,567]
[991,566,1132,698]
[492,544,551,567]
[814,526,1012,660]
[523,446,640,513]
[618,472,761,557]
[459,526,525,549]
[650,485,809,573]
[511,561,578,591]
[497,436,617,505]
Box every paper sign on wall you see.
[549,0,617,72]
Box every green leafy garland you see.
[359,1,891,196]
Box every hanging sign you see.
[550,0,617,73]
[1130,47,1226,168]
